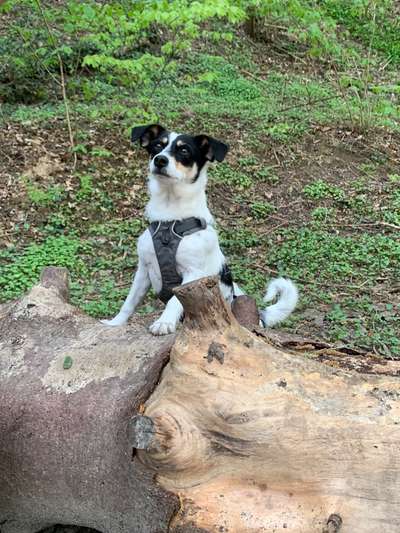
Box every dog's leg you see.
[232,282,245,297]
[149,295,183,336]
[101,260,150,327]
[149,270,204,336]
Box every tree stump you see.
[1,269,400,533]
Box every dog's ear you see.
[131,124,166,148]
[194,135,229,162]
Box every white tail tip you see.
[260,277,298,327]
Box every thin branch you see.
[276,94,340,115]
[58,59,77,169]
[362,221,400,231]
[335,222,400,231]
[239,68,341,115]
[35,0,77,169]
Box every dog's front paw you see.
[149,320,176,336]
[101,317,127,327]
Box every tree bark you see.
[1,270,399,533]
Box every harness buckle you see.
[159,223,172,245]
[161,230,171,245]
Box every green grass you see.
[267,229,400,286]
[264,228,400,355]
[0,236,91,302]
[212,212,400,357]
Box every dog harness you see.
[149,217,207,303]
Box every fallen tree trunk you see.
[0,268,178,533]
[136,278,400,533]
[1,269,399,532]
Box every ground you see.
[0,3,399,357]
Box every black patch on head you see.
[194,135,229,163]
[219,263,233,287]
[170,134,203,168]
[131,124,167,149]
[167,134,229,181]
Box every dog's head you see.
[131,124,229,183]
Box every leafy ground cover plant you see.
[0,0,399,356]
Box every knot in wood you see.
[135,409,209,477]
[207,341,225,364]
[323,514,342,533]
[129,415,155,450]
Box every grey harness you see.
[149,217,207,303]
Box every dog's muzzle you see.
[153,155,169,169]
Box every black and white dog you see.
[102,124,298,335]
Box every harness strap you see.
[149,217,207,303]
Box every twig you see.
[276,94,340,115]
[58,60,77,169]
[272,148,281,166]
[338,222,400,231]
[259,222,287,236]
[35,0,77,170]
[272,44,308,65]
[239,68,340,115]
[372,221,400,231]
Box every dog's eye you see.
[152,142,163,152]
[179,146,190,156]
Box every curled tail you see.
[259,278,298,327]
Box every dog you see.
[102,124,298,335]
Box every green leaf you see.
[63,356,73,370]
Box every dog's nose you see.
[154,155,169,169]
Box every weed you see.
[323,0,400,63]
[267,228,400,284]
[72,144,89,155]
[219,227,260,253]
[303,180,345,201]
[250,201,276,219]
[23,177,65,206]
[210,164,252,189]
[326,304,349,341]
[389,173,400,184]
[381,189,400,226]
[76,174,94,200]
[91,147,113,158]
[311,206,335,221]
[265,122,307,142]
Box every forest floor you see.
[1,16,399,357]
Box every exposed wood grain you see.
[139,276,400,532]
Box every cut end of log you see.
[40,266,70,302]
[9,266,76,320]
[174,276,235,332]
